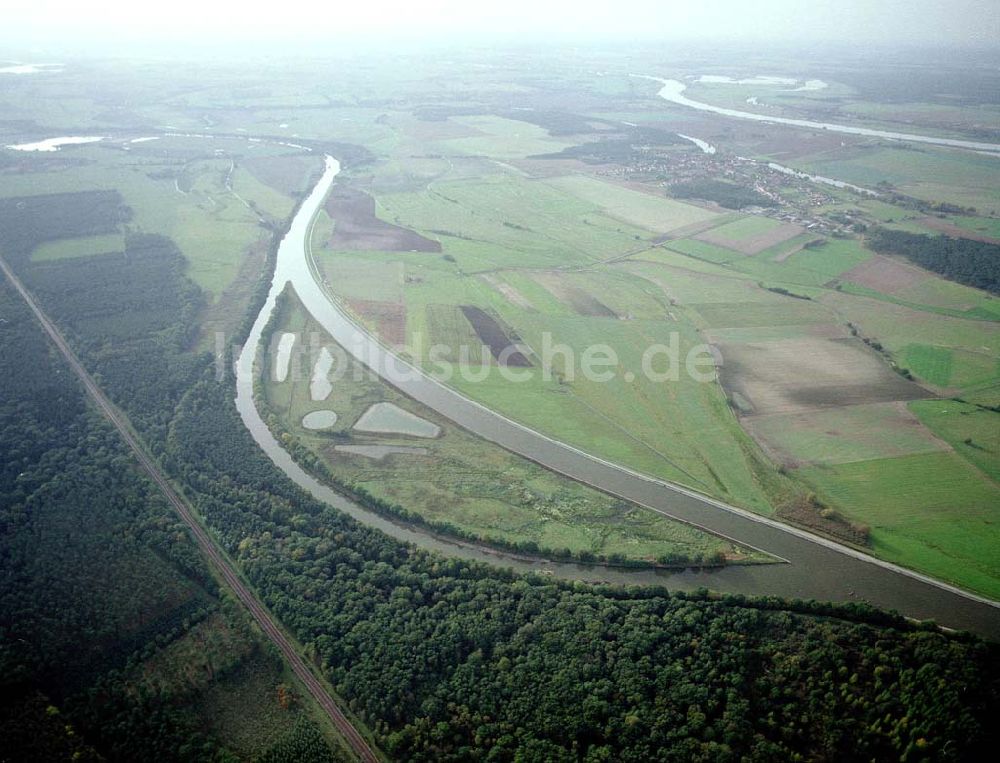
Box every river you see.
[636,75,1000,155]
[234,155,1000,638]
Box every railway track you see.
[0,255,380,763]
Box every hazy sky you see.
[3,0,998,52]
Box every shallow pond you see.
[302,410,339,429]
[353,402,440,438]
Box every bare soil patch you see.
[460,305,532,367]
[479,273,535,310]
[347,298,407,346]
[242,155,321,197]
[325,185,441,252]
[806,322,852,339]
[716,336,931,416]
[842,254,928,294]
[919,216,1000,245]
[533,272,618,317]
[696,222,804,255]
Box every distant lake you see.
[6,136,103,152]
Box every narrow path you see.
[0,255,380,763]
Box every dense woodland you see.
[668,179,778,210]
[2,188,1000,761]
[867,227,1000,295]
[0,199,346,762]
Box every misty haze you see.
[1,2,999,761]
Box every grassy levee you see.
[258,288,767,566]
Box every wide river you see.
[637,75,1000,155]
[235,156,1000,638]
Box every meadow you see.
[258,290,761,566]
[6,55,997,598]
[308,114,1000,595]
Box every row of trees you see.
[867,227,1000,295]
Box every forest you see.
[2,186,998,761]
[0,194,348,762]
[0,282,348,762]
[668,179,778,210]
[867,227,1000,294]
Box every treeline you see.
[867,227,1000,295]
[535,127,686,164]
[6,183,1000,761]
[170,372,1000,762]
[669,179,778,210]
[24,233,207,445]
[0,190,130,269]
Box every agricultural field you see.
[313,166,793,512]
[693,216,803,255]
[541,174,720,233]
[27,141,323,354]
[318,121,999,595]
[796,452,1000,598]
[443,115,579,158]
[801,145,1000,212]
[258,289,763,566]
[0,136,316,315]
[910,399,1000,484]
[4,52,997,600]
[306,99,1000,594]
[31,232,126,262]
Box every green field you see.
[819,290,998,389]
[946,214,1000,239]
[0,140,302,300]
[780,238,872,280]
[375,171,650,270]
[543,174,719,233]
[698,214,782,241]
[310,132,1000,598]
[747,402,948,466]
[910,399,1000,483]
[802,145,1000,212]
[260,289,764,565]
[663,237,744,264]
[6,49,1000,762]
[797,452,1000,599]
[14,64,983,597]
[444,115,578,158]
[31,232,125,261]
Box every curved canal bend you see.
[635,75,1000,155]
[236,156,1000,639]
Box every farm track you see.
[0,255,380,763]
